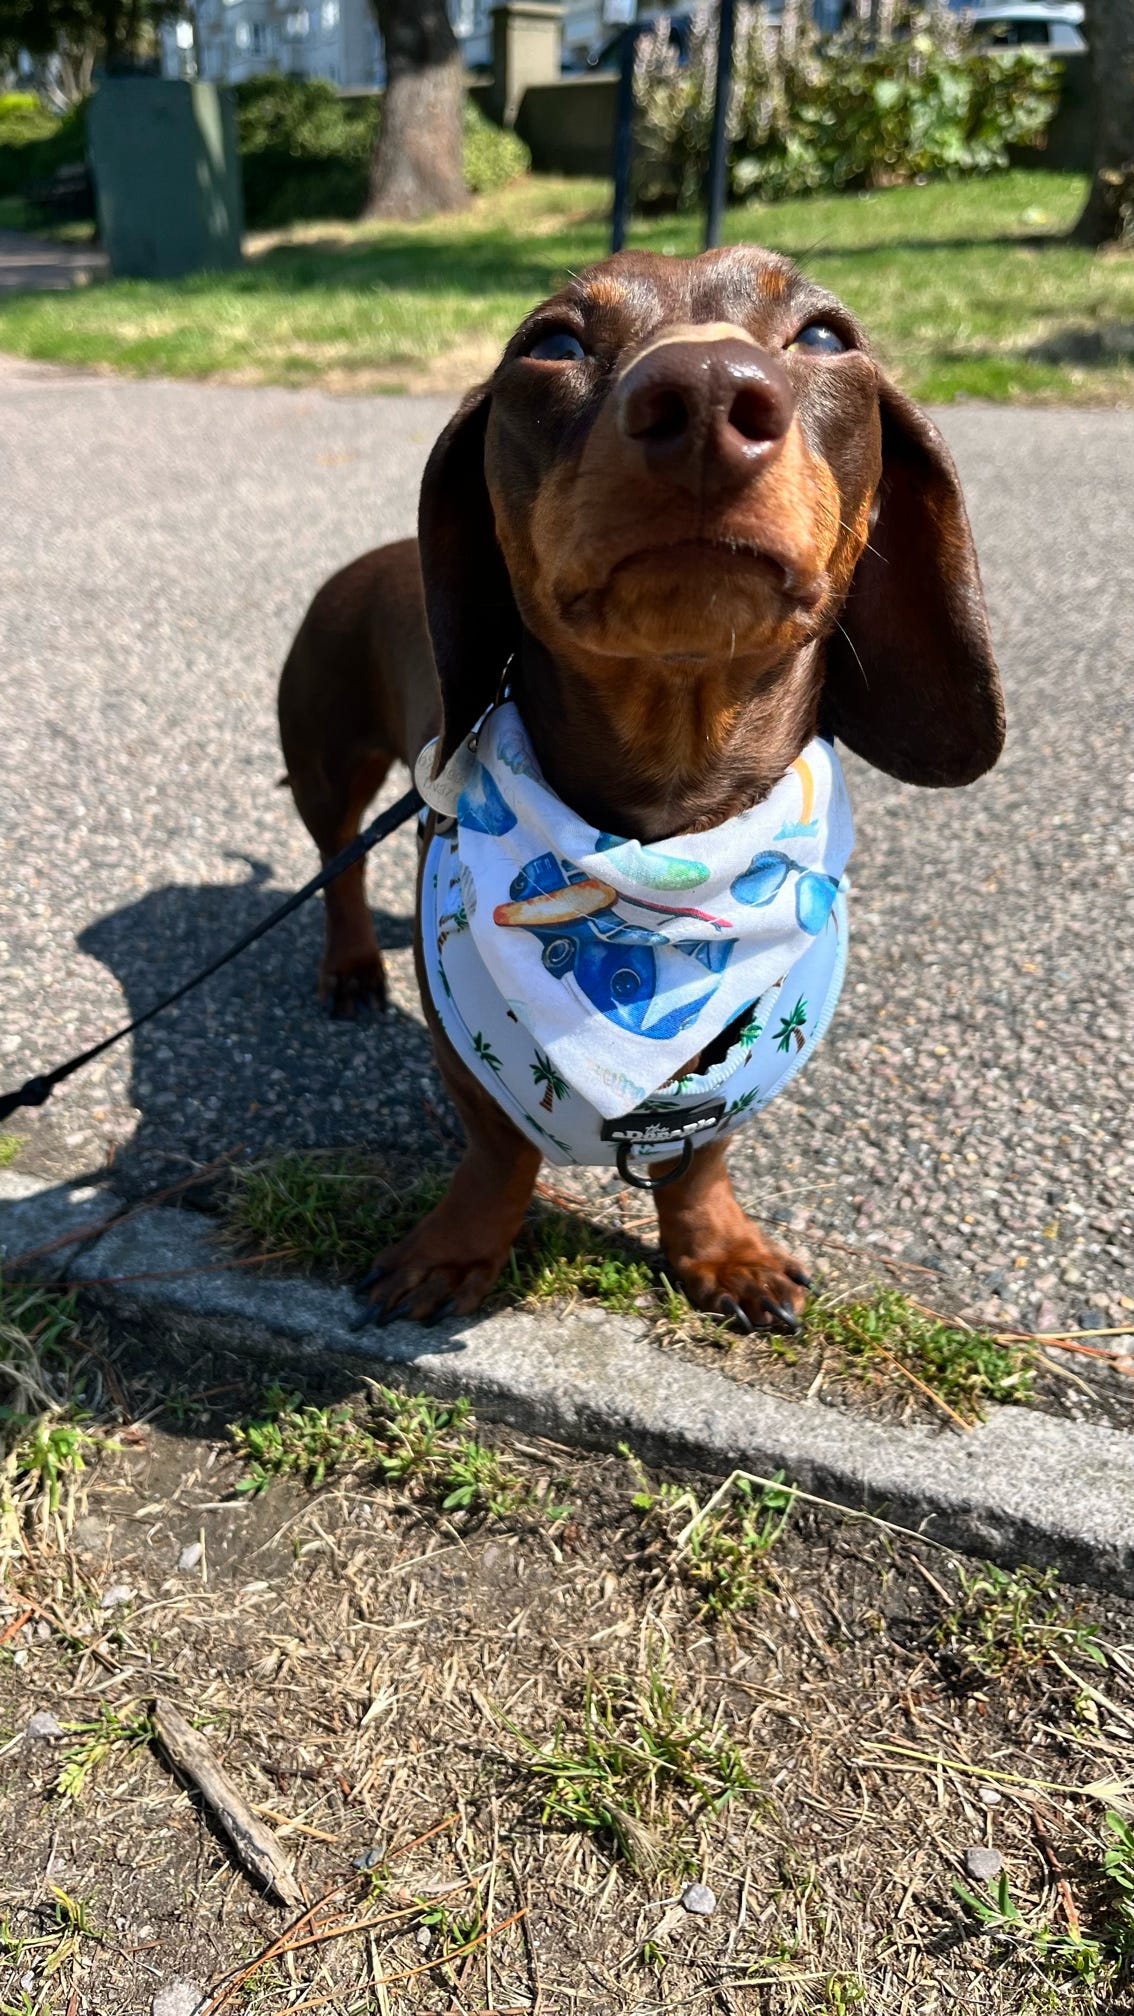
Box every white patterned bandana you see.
[415,703,854,1171]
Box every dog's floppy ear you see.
[418,385,522,767]
[823,375,1004,786]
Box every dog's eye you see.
[788,323,848,355]
[525,328,587,363]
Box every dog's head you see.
[419,245,1003,798]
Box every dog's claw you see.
[358,1261,389,1294]
[351,1293,410,1332]
[762,1296,801,1334]
[718,1294,753,1336]
[785,1264,812,1290]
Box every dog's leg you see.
[652,1137,810,1333]
[287,751,393,1016]
[358,1055,541,1325]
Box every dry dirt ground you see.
[3,1314,1134,2016]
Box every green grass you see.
[228,1378,566,1522]
[627,1459,797,1616]
[507,1660,758,1874]
[808,1286,1033,1421]
[0,1135,21,1169]
[955,1812,1134,1987]
[932,1561,1105,1683]
[0,193,94,240]
[0,1275,111,1555]
[0,170,1131,403]
[54,1704,155,1804]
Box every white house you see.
[160,0,623,91]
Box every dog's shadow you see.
[76,857,440,1200]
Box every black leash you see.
[0,785,423,1126]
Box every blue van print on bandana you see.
[493,851,735,1041]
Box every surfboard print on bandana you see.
[491,850,736,1042]
[421,700,854,1124]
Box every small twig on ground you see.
[372,1908,527,1990]
[858,1740,1102,1799]
[6,1148,244,1269]
[198,1877,356,2015]
[837,1311,972,1431]
[1031,1806,1082,1937]
[1002,1326,1134,1343]
[512,1852,544,2016]
[152,1697,304,1909]
[59,1248,298,1290]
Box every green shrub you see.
[0,96,88,201]
[235,77,529,228]
[234,74,375,226]
[462,97,530,193]
[633,0,1060,210]
[0,92,57,148]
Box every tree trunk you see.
[1072,0,1134,246]
[366,0,468,220]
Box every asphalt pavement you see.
[2,365,1131,1335]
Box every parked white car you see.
[963,1,1086,50]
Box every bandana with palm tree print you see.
[416,702,854,1127]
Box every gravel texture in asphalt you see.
[1,374,1131,1336]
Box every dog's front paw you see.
[670,1230,810,1335]
[319,944,387,1018]
[353,1213,510,1328]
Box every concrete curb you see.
[3,1171,1133,1591]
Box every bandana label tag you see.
[600,1099,726,1148]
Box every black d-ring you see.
[616,1137,693,1190]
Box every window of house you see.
[233,20,250,46]
[285,9,309,34]
[321,0,339,29]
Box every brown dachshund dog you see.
[278,244,1003,1333]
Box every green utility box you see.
[87,77,243,280]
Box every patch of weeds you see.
[368,1382,568,1522]
[227,1150,450,1279]
[511,1206,728,1338]
[0,1885,103,1991]
[508,1660,757,1873]
[823,1977,866,2014]
[509,1208,658,1314]
[806,1287,1033,1421]
[416,1896,487,1976]
[228,1380,567,1523]
[229,1383,379,1494]
[955,1816,1134,1986]
[0,1275,111,1555]
[932,1561,1105,1686]
[54,1703,154,1803]
[627,1457,796,1615]
[0,1134,22,1169]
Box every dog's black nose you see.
[617,335,795,492]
